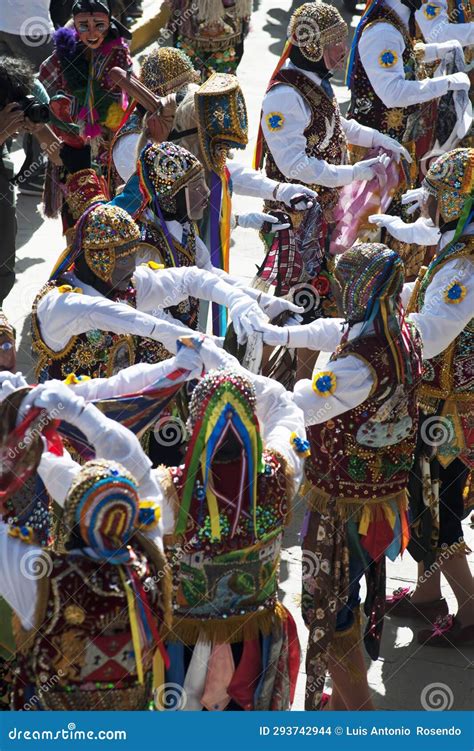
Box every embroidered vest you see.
[263,68,348,218]
[12,542,168,711]
[348,5,423,143]
[31,280,138,381]
[416,235,474,413]
[306,329,422,508]
[161,450,291,644]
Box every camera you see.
[17,95,50,124]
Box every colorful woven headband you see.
[63,459,139,563]
[336,242,404,323]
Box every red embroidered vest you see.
[306,329,422,506]
[263,68,348,218]
[12,543,167,711]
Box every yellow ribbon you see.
[119,567,144,685]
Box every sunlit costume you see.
[161,0,252,77]
[39,0,133,219]
[416,0,473,49]
[346,0,471,277]
[254,2,406,325]
[0,386,171,710]
[379,148,474,646]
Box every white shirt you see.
[0,1,54,35]
[35,265,263,354]
[416,0,474,46]
[287,227,474,425]
[358,0,450,108]
[261,60,377,188]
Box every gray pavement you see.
[4,0,473,712]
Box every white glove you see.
[368,214,441,245]
[275,183,317,210]
[371,132,412,163]
[353,154,390,182]
[446,72,470,91]
[236,212,290,231]
[25,381,87,423]
[229,299,268,345]
[257,293,304,320]
[199,337,239,372]
[435,40,464,58]
[401,186,428,215]
[0,371,28,401]
[173,340,205,380]
[260,323,291,348]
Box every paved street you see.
[4,0,473,712]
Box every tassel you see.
[153,649,166,709]
[119,567,145,685]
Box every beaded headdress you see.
[63,459,139,563]
[140,47,200,97]
[51,203,140,283]
[66,168,109,222]
[336,243,412,383]
[175,368,263,540]
[287,2,348,62]
[137,141,203,214]
[423,148,474,224]
[194,73,248,175]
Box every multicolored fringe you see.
[345,0,383,87]
[253,41,292,171]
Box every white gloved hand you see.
[229,299,268,345]
[260,323,290,348]
[353,154,390,182]
[368,214,441,245]
[0,371,28,401]
[275,183,317,210]
[26,381,87,423]
[401,186,428,215]
[435,40,464,58]
[257,293,304,320]
[173,340,205,380]
[446,72,470,91]
[236,212,290,231]
[199,337,239,372]
[371,132,412,163]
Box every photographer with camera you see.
[0,56,50,305]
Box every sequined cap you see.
[287,1,348,62]
[137,141,203,214]
[187,367,257,431]
[140,46,200,97]
[423,148,474,222]
[195,72,248,174]
[335,242,404,323]
[82,204,140,282]
[63,459,139,562]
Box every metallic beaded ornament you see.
[287,1,348,62]
[423,148,474,223]
[140,46,200,97]
[138,141,203,214]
